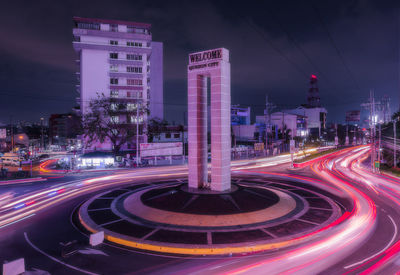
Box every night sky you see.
[0,0,399,125]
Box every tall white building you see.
[72,17,163,151]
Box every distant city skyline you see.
[0,0,398,124]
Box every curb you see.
[0,177,46,185]
[78,211,300,255]
[77,182,342,256]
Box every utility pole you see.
[394,119,397,167]
[335,123,338,148]
[362,90,377,172]
[371,90,376,172]
[378,123,381,164]
[136,102,141,166]
[40,117,44,152]
[10,116,14,153]
[264,95,276,155]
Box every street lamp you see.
[40,117,44,152]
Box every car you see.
[1,158,20,166]
[38,154,50,160]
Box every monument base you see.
[77,178,341,255]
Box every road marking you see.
[344,214,398,269]
[296,218,320,226]
[140,228,159,240]
[99,219,123,227]
[78,248,108,256]
[87,208,111,212]
[0,213,35,229]
[24,232,99,275]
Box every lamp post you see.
[136,103,141,166]
[40,117,44,152]
[394,119,397,167]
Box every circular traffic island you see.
[78,179,341,255]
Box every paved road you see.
[1,149,400,274]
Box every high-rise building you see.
[72,17,163,151]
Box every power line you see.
[310,1,362,93]
[245,18,309,78]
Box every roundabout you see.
[78,177,342,255]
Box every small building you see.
[152,125,187,143]
[231,105,251,125]
[232,124,257,142]
[77,151,114,168]
[257,112,308,138]
[284,106,327,138]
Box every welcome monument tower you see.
[187,48,231,192]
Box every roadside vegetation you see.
[294,148,340,163]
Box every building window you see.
[127,41,143,47]
[174,133,180,138]
[110,78,118,85]
[127,103,137,111]
[127,79,142,86]
[109,53,118,59]
[110,116,119,123]
[110,65,118,72]
[127,26,149,34]
[127,66,142,73]
[110,103,118,111]
[110,40,118,45]
[110,24,118,32]
[165,133,171,139]
[126,54,142,61]
[76,22,100,30]
[130,116,143,124]
[110,90,119,98]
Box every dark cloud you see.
[0,0,398,124]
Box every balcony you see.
[73,41,151,55]
[108,71,143,78]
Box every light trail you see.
[5,146,400,273]
[222,146,378,274]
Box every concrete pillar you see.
[187,48,231,192]
[188,75,208,189]
[210,59,231,191]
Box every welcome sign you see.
[188,48,228,71]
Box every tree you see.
[392,110,400,121]
[147,117,168,142]
[82,93,147,155]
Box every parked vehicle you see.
[0,153,23,166]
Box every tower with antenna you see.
[307,74,321,107]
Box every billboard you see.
[346,110,361,122]
[140,142,183,157]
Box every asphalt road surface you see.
[1,149,400,274]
